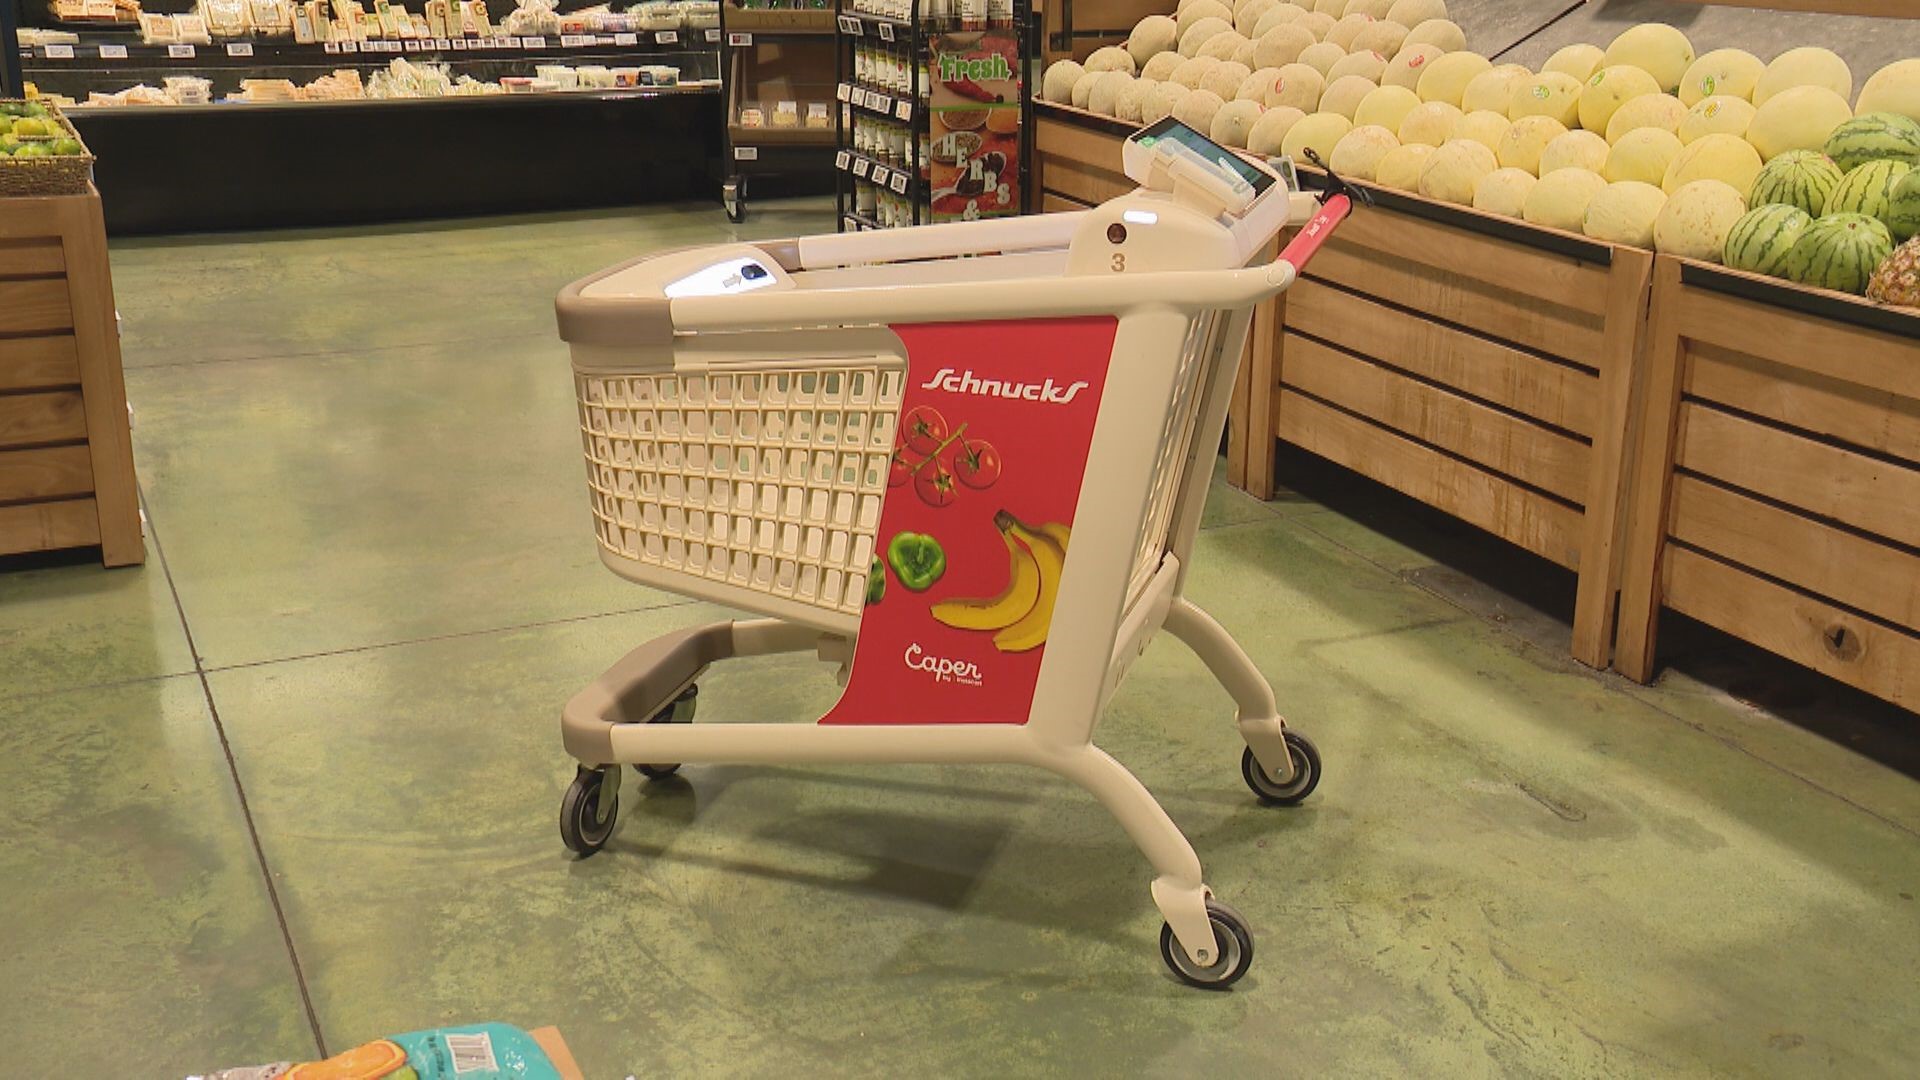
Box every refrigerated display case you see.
[720,0,836,221]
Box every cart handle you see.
[1275,193,1352,276]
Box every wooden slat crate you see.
[1265,196,1653,669]
[0,187,142,566]
[1615,258,1920,711]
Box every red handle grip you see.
[1277,193,1353,273]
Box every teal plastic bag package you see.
[390,1023,561,1080]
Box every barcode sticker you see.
[404,40,421,51]
[705,28,720,42]
[99,43,128,58]
[323,40,340,52]
[224,41,251,56]
[451,38,467,49]
[444,1032,497,1074]
[655,30,678,44]
[44,44,75,58]
[613,32,637,45]
[525,36,548,48]
[835,150,850,170]
[734,146,759,160]
[852,157,869,178]
[891,172,909,194]
[878,22,894,42]
[560,34,586,47]
[434,37,451,48]
[168,43,196,58]
[341,41,359,52]
[894,99,911,121]
[727,32,750,46]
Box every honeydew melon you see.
[1283,110,1356,160]
[1461,65,1532,116]
[1755,47,1852,106]
[1541,130,1611,175]
[1606,94,1686,141]
[1417,137,1498,204]
[1662,132,1763,196]
[1329,123,1402,179]
[1416,51,1491,108]
[1399,100,1463,146]
[1584,181,1667,246]
[1499,115,1569,175]
[1473,167,1537,217]
[1579,65,1661,135]
[1544,44,1605,85]
[1374,142,1437,190]
[1748,85,1854,161]
[1653,179,1747,260]
[1510,72,1583,128]
[1677,95,1755,145]
[1321,75,1380,120]
[1603,22,1696,94]
[1857,59,1920,124]
[1355,84,1423,132]
[1680,48,1763,107]
[1402,18,1464,55]
[1605,127,1684,186]
[1523,167,1609,231]
[1454,110,1511,154]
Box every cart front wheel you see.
[636,684,698,779]
[1242,731,1320,806]
[560,768,618,855]
[1160,900,1254,989]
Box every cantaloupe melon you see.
[1283,111,1355,160]
[1328,50,1388,84]
[1748,85,1854,161]
[1857,59,1920,125]
[1235,0,1280,36]
[1211,98,1267,148]
[1200,32,1252,63]
[1606,94,1686,141]
[1086,46,1137,76]
[1170,56,1220,91]
[1579,66,1662,135]
[1175,88,1228,133]
[1662,132,1763,196]
[1252,5,1308,40]
[1087,71,1134,116]
[1265,63,1326,111]
[1461,65,1532,116]
[1473,167,1537,217]
[1311,0,1345,14]
[1117,78,1160,122]
[1383,44,1444,91]
[1399,100,1463,146]
[1072,70,1104,109]
[1254,25,1317,70]
[1654,179,1747,260]
[1585,181,1667,246]
[1321,75,1379,120]
[1677,95,1756,145]
[1178,0,1233,38]
[1605,127,1684,186]
[1143,52,1186,83]
[1239,67,1282,101]
[1417,51,1490,108]
[1510,72,1583,128]
[1247,104,1309,153]
[1541,130,1611,175]
[1603,23,1695,94]
[1202,61,1254,102]
[1544,44,1606,85]
[1145,82,1190,125]
[1755,47,1852,106]
[1402,18,1463,55]
[1418,138,1498,204]
[1454,110,1511,154]
[1374,142,1437,190]
[1499,115,1569,175]
[1329,123,1402,179]
[1386,0,1445,27]
[1232,38,1264,69]
[1342,0,1394,17]
[1350,20,1409,59]
[1298,42,1348,77]
[1523,167,1609,231]
[1298,11,1337,39]
[1355,84,1423,132]
[1680,48,1763,107]
[1179,16,1236,58]
[1042,61,1085,104]
[1127,16,1181,69]
[1327,13,1376,51]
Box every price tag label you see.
[324,40,340,53]
[168,43,197,58]
[705,29,720,43]
[871,166,890,186]
[835,150,851,170]
[852,157,870,178]
[838,15,860,35]
[891,172,909,194]
[340,41,358,53]
[613,32,637,45]
[44,44,75,59]
[560,34,586,47]
[727,32,751,47]
[434,37,450,48]
[526,36,548,48]
[99,43,128,58]
[404,40,422,52]
[223,42,253,57]
[835,82,850,102]
[734,146,759,161]
[656,30,679,44]
[894,99,911,121]
[878,22,894,42]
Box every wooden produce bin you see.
[1615,259,1920,711]
[0,187,142,566]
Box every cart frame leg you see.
[1163,597,1295,784]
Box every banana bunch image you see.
[931,510,1071,653]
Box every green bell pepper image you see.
[886,532,947,592]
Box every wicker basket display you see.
[0,102,94,198]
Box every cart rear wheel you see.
[1242,731,1320,806]
[636,684,698,779]
[1160,900,1254,989]
[560,768,618,855]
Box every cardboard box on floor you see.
[529,1027,584,1080]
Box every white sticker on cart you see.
[662,256,778,299]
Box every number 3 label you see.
[1110,253,1126,273]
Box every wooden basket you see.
[0,103,94,198]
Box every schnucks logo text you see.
[918,367,1090,405]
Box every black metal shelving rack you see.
[719,3,838,222]
[831,0,1031,232]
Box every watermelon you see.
[1889,168,1920,242]
[1823,112,1920,172]
[1826,159,1914,230]
[1724,203,1813,276]
[1784,213,1895,295]
[1747,150,1845,215]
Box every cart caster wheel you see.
[559,767,618,856]
[635,684,698,779]
[1160,899,1254,990]
[1242,731,1320,806]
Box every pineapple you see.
[1868,236,1920,308]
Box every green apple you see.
[0,133,20,151]
[13,143,50,157]
[11,118,46,137]
[51,138,82,156]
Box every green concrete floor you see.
[3,199,1918,1078]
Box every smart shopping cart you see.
[552,119,1354,988]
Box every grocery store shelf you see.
[63,82,715,115]
[838,81,913,122]
[19,31,718,69]
[836,148,923,196]
[728,124,835,145]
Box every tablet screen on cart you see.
[1130,117,1278,197]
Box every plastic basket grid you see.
[1127,313,1215,607]
[578,362,905,618]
